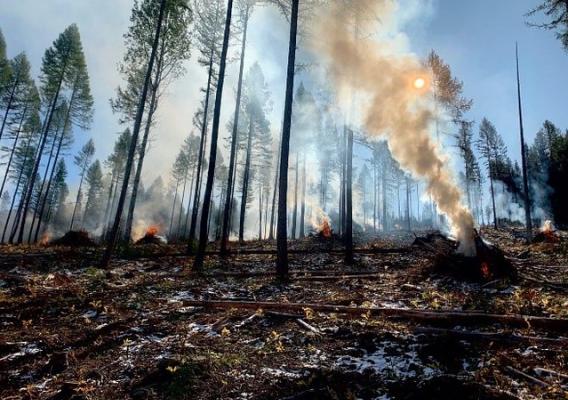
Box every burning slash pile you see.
[51,230,97,247]
[532,220,560,243]
[414,231,516,282]
[135,226,166,245]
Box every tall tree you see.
[526,0,568,51]
[220,0,256,253]
[102,0,168,267]
[83,160,104,230]
[188,0,226,248]
[70,139,95,230]
[16,24,89,244]
[33,49,94,241]
[114,0,192,242]
[476,118,501,229]
[276,0,299,279]
[194,0,234,271]
[516,44,533,239]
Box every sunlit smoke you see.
[312,0,476,255]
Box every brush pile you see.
[414,231,516,282]
[50,230,97,247]
[135,226,166,246]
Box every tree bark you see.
[276,0,299,279]
[268,137,280,240]
[194,0,234,270]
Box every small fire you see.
[40,233,51,246]
[146,225,159,237]
[320,219,332,238]
[541,220,555,234]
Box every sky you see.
[1,0,567,196]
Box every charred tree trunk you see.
[69,163,88,231]
[221,3,249,254]
[276,0,299,279]
[176,169,189,238]
[345,128,354,265]
[101,0,167,267]
[194,0,234,270]
[382,166,387,231]
[405,176,411,232]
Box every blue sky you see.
[0,0,567,193]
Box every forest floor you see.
[1,227,567,400]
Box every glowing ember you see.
[146,226,159,237]
[480,262,491,280]
[413,77,426,89]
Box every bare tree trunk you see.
[239,117,253,243]
[516,43,532,240]
[176,169,189,238]
[405,176,411,232]
[382,167,387,231]
[299,152,306,238]
[269,137,280,240]
[194,0,234,270]
[258,185,263,240]
[101,0,167,267]
[373,161,377,232]
[345,128,354,265]
[221,4,249,254]
[291,155,298,239]
[168,180,180,238]
[276,0,299,279]
[188,51,214,248]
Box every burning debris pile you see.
[532,220,560,243]
[310,209,334,239]
[414,231,516,282]
[50,230,97,247]
[135,226,167,245]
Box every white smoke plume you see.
[312,0,476,255]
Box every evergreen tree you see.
[189,0,227,248]
[83,160,104,230]
[70,139,95,230]
[526,1,568,51]
[51,160,69,229]
[16,24,90,243]
[0,28,10,93]
[114,0,192,242]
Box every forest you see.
[1,0,568,399]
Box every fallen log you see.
[181,300,568,331]
[414,327,568,346]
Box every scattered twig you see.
[295,318,322,335]
[415,327,568,346]
[505,366,550,387]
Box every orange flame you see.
[40,233,50,246]
[320,219,332,238]
[146,226,159,236]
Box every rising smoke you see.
[312,0,476,255]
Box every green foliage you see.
[83,159,104,228]
[526,1,568,51]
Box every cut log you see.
[505,366,549,387]
[181,300,568,331]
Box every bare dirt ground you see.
[1,228,567,399]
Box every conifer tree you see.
[70,139,95,230]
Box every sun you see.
[413,77,426,90]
